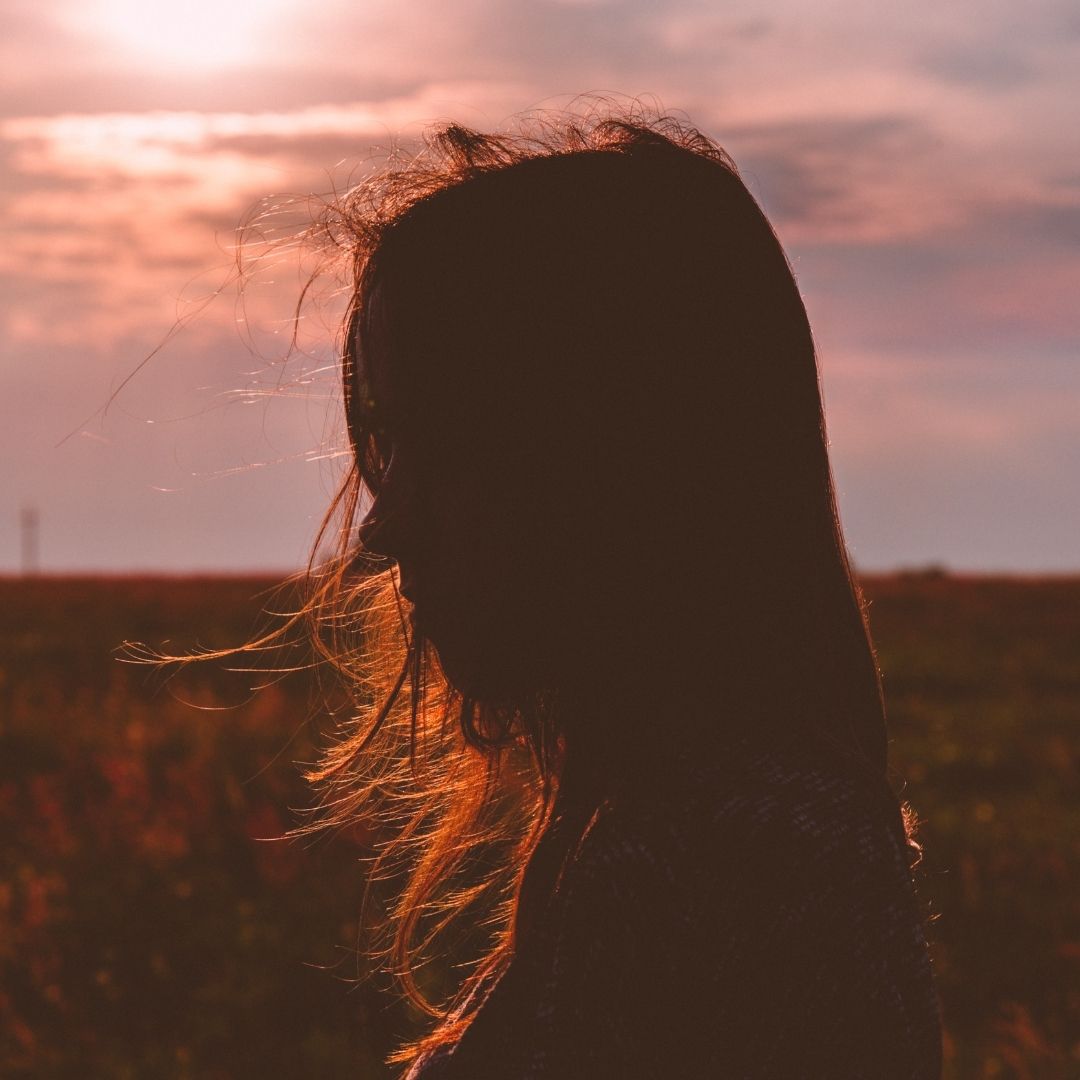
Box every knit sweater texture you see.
[404,730,943,1079]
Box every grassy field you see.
[1,574,1077,1078]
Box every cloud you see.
[719,114,959,244]
[2,330,337,572]
[918,42,1040,90]
[1,0,1077,569]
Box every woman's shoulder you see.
[581,727,910,886]
[554,725,927,1004]
[409,727,942,1079]
[548,731,942,1077]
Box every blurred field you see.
[1,574,1077,1078]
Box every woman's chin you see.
[426,633,516,701]
[430,641,486,698]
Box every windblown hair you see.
[279,103,915,1068]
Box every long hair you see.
[293,104,909,1067]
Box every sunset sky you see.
[3,0,1077,572]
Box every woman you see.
[303,108,943,1078]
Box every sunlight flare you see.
[74,0,294,71]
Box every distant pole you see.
[20,505,39,576]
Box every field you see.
[1,574,1078,1078]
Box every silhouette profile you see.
[304,107,943,1078]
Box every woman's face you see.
[355,367,539,698]
[364,445,543,697]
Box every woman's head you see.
[297,106,891,1053]
[339,114,879,761]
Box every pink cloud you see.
[1,0,1076,569]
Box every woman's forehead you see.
[352,278,397,413]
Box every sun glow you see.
[73,0,292,71]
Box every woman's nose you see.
[356,455,419,560]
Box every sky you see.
[2,0,1077,573]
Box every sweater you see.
[404,729,943,1079]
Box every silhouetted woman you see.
[303,108,943,1078]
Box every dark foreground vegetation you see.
[1,574,1077,1078]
